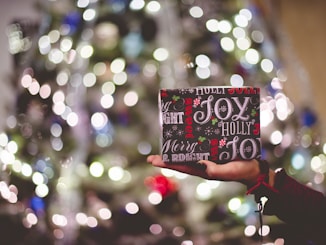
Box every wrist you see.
[246,160,279,200]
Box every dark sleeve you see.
[263,169,326,225]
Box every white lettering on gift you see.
[193,95,251,124]
[162,139,198,154]
[162,112,184,124]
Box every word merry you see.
[162,139,198,154]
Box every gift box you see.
[159,86,261,164]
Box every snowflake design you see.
[219,138,227,147]
[176,129,184,136]
[188,88,195,94]
[195,126,202,132]
[172,125,178,131]
[244,145,252,153]
[219,105,227,113]
[193,97,201,107]
[164,130,173,138]
[204,126,214,136]
[214,128,220,135]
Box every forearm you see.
[262,169,326,224]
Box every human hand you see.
[147,155,263,187]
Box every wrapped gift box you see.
[159,86,261,164]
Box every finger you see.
[147,155,209,178]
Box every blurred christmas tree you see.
[1,0,325,244]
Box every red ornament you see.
[144,174,178,197]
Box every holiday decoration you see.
[1,0,325,244]
[159,86,260,164]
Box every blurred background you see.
[0,0,325,244]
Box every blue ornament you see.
[30,196,45,215]
[62,11,82,35]
[301,108,317,127]
[126,63,141,75]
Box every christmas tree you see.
[1,0,325,244]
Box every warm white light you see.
[87,216,98,227]
[32,172,44,185]
[196,67,210,79]
[57,71,69,86]
[230,74,244,86]
[234,14,248,27]
[218,20,232,33]
[113,72,127,85]
[195,54,210,68]
[7,141,18,154]
[66,112,79,127]
[130,0,145,10]
[40,84,51,99]
[125,202,139,214]
[21,74,33,88]
[101,81,115,94]
[83,72,97,87]
[153,48,169,61]
[245,48,260,64]
[91,112,108,130]
[50,123,62,137]
[124,91,138,107]
[38,35,51,54]
[28,81,40,95]
[206,19,219,32]
[236,37,251,50]
[60,37,73,52]
[261,59,274,73]
[26,213,38,226]
[98,208,112,220]
[35,184,49,198]
[110,58,126,73]
[0,150,15,165]
[258,225,270,236]
[148,191,162,205]
[80,44,94,59]
[189,6,203,18]
[108,166,124,181]
[244,225,256,237]
[83,8,96,21]
[75,212,88,225]
[89,161,104,177]
[52,214,68,227]
[233,27,246,39]
[228,197,241,213]
[48,30,60,43]
[149,224,162,235]
[93,62,106,76]
[270,130,282,145]
[251,30,264,43]
[0,133,9,147]
[101,94,114,109]
[239,8,252,20]
[196,182,212,200]
[220,37,235,52]
[146,1,161,13]
[49,48,64,64]
[21,163,33,177]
